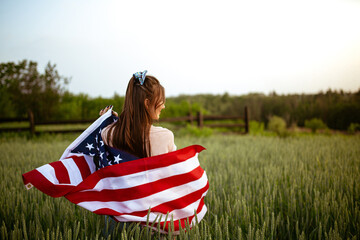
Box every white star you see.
[99,128,102,134]
[108,161,112,166]
[89,153,95,157]
[114,154,122,164]
[95,135,98,143]
[100,140,104,146]
[85,143,94,151]
[99,152,104,159]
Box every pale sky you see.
[1,0,360,97]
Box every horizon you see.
[64,86,360,99]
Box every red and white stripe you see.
[23,154,96,197]
[23,145,208,233]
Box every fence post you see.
[28,109,35,136]
[244,106,249,134]
[197,111,203,128]
[188,112,193,125]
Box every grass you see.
[0,134,359,239]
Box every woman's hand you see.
[99,105,118,117]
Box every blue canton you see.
[71,114,138,170]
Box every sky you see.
[1,0,360,97]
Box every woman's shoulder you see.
[101,122,113,135]
[150,125,174,137]
[101,122,116,145]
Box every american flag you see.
[22,109,209,233]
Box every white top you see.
[101,124,176,156]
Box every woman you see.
[100,70,176,157]
[99,70,177,236]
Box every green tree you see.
[305,118,327,133]
[0,60,68,121]
[268,115,288,137]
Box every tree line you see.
[1,60,359,130]
[172,90,360,130]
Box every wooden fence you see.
[0,107,249,135]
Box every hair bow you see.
[133,70,148,85]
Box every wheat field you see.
[0,134,359,239]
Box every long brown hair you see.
[107,75,165,158]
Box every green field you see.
[0,134,359,239]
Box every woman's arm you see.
[150,126,176,156]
